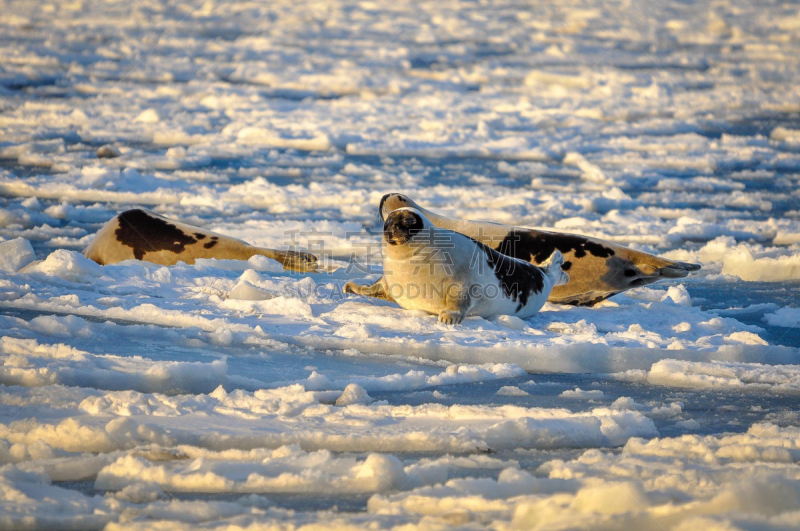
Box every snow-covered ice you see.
[1,0,799,528]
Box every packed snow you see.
[1,0,799,528]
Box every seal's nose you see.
[383,218,398,244]
[383,213,408,245]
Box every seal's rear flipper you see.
[344,277,395,302]
[656,261,701,278]
[270,249,319,273]
[638,258,701,279]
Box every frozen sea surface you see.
[1,0,800,529]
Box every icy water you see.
[1,0,800,529]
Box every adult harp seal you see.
[84,209,318,272]
[345,193,699,306]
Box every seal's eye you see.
[402,215,416,227]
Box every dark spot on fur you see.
[211,236,219,240]
[194,233,206,240]
[562,261,572,271]
[379,193,409,221]
[204,240,218,249]
[496,230,615,264]
[476,240,545,308]
[115,209,197,260]
[624,269,636,277]
[379,193,391,221]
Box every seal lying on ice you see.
[375,207,568,324]
[83,209,318,272]
[345,193,700,306]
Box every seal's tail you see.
[634,256,701,281]
[654,260,701,278]
[542,250,570,286]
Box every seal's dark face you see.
[384,210,424,245]
[379,193,411,222]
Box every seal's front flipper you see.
[549,291,616,307]
[542,250,570,287]
[438,309,466,325]
[344,277,395,302]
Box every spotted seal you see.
[83,208,318,272]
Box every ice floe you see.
[0,0,799,527]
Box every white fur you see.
[383,208,566,324]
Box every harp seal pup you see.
[345,193,700,306]
[376,207,568,324]
[83,208,318,272]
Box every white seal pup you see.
[346,193,700,306]
[374,207,568,324]
[83,208,318,272]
